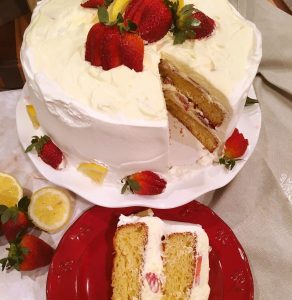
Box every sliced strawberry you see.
[85,23,105,66]
[192,10,215,40]
[0,234,54,271]
[219,128,249,170]
[125,0,172,43]
[25,135,63,169]
[121,171,167,195]
[121,32,144,72]
[145,272,161,293]
[81,0,104,8]
[100,26,122,70]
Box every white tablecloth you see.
[1,0,292,299]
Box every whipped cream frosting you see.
[118,215,210,300]
[21,0,261,173]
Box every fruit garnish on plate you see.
[166,1,216,44]
[25,135,63,169]
[0,172,23,208]
[78,162,108,184]
[124,0,173,43]
[0,234,54,271]
[0,196,31,242]
[85,7,144,71]
[26,104,40,129]
[28,187,74,233]
[81,0,104,8]
[219,128,249,170]
[121,170,167,195]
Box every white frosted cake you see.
[112,214,210,299]
[21,0,262,174]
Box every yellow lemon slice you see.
[26,104,40,129]
[29,187,74,233]
[0,172,23,207]
[109,0,131,22]
[78,162,108,184]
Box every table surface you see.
[1,0,292,299]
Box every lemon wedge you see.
[26,104,40,129]
[0,172,23,207]
[78,162,108,184]
[29,187,74,233]
[109,0,131,22]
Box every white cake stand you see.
[16,84,261,209]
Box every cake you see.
[21,0,262,175]
[111,214,210,299]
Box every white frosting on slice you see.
[118,215,210,300]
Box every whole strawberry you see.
[124,0,172,43]
[121,171,167,195]
[219,128,249,170]
[25,135,63,169]
[0,234,54,271]
[0,197,31,242]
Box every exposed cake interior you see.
[111,214,210,300]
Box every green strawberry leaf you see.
[245,97,259,106]
[127,178,140,192]
[0,205,8,215]
[1,209,12,224]
[173,30,187,45]
[18,196,30,213]
[98,5,109,24]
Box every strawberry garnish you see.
[124,0,172,43]
[0,197,31,242]
[219,128,249,170]
[25,135,63,169]
[0,234,54,271]
[165,1,215,44]
[81,0,104,8]
[85,7,144,72]
[121,171,167,195]
[120,32,144,72]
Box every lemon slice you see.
[29,187,74,233]
[109,0,131,22]
[78,162,108,184]
[0,172,23,207]
[26,104,40,129]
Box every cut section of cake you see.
[111,214,210,299]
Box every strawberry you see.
[121,32,144,72]
[100,26,122,70]
[85,23,105,66]
[219,128,249,170]
[25,135,63,169]
[121,171,167,195]
[0,234,54,271]
[85,7,144,72]
[81,0,104,8]
[145,272,161,293]
[124,0,172,43]
[169,3,216,44]
[0,197,31,242]
[192,10,215,40]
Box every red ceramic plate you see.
[47,201,253,300]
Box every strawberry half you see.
[25,135,63,169]
[0,234,54,271]
[124,0,172,43]
[0,197,31,242]
[219,128,249,170]
[81,0,104,8]
[121,171,167,195]
[121,32,144,72]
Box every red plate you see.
[46,201,253,300]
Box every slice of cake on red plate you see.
[111,213,210,299]
[21,0,262,176]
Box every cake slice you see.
[111,214,210,300]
